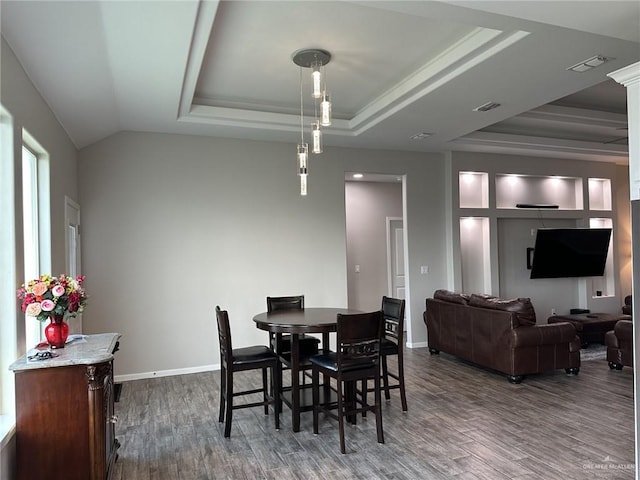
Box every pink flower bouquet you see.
[17,274,88,321]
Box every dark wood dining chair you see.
[215,306,280,438]
[310,310,385,454]
[361,296,408,412]
[267,295,320,391]
[266,295,320,355]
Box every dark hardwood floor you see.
[112,346,634,479]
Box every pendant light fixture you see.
[312,121,322,154]
[292,48,332,195]
[320,92,331,126]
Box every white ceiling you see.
[1,0,638,164]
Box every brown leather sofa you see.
[424,290,581,383]
[605,320,633,370]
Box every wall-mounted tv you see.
[529,228,612,279]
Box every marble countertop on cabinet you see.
[9,332,121,371]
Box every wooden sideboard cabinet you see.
[9,333,121,480]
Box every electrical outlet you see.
[355,264,360,273]
[551,308,556,316]
[420,266,429,274]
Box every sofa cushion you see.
[433,289,470,305]
[468,295,537,326]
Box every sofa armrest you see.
[511,322,577,348]
[605,330,619,349]
[614,319,633,339]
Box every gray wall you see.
[78,132,447,378]
[498,218,580,320]
[1,36,79,480]
[345,181,403,312]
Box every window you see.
[0,117,51,437]
[0,106,16,436]
[20,130,51,351]
[22,145,41,348]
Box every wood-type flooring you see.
[112,347,634,479]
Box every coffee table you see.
[548,313,631,346]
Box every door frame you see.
[64,196,82,332]
[386,216,404,298]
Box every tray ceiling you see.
[1,0,638,163]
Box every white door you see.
[65,197,82,333]
[387,217,405,299]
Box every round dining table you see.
[253,307,361,432]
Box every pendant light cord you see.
[299,67,304,143]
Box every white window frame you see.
[0,106,17,440]
[20,131,51,351]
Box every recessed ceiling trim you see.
[178,0,221,119]
[519,105,628,129]
[607,62,640,87]
[454,131,628,157]
[180,21,530,140]
[185,104,353,133]
[349,29,530,135]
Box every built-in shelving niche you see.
[588,178,612,211]
[459,217,491,294]
[456,170,617,306]
[495,174,583,210]
[459,172,488,208]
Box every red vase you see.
[45,314,69,349]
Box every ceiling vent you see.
[567,55,612,73]
[472,101,501,112]
[409,132,433,140]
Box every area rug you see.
[580,344,607,362]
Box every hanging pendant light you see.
[311,64,322,99]
[312,121,322,154]
[297,143,308,196]
[292,48,332,196]
[320,92,332,126]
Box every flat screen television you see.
[529,228,612,279]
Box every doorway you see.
[387,217,405,299]
[344,173,408,333]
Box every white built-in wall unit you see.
[448,151,631,322]
[608,63,639,467]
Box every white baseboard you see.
[114,363,220,383]
[112,343,429,383]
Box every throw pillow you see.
[433,289,470,305]
[468,295,537,326]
